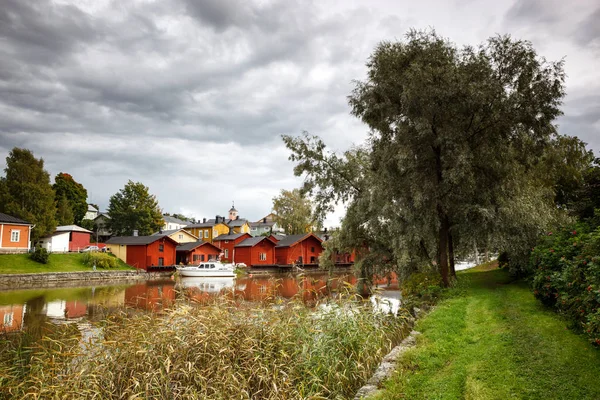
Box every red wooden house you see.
[212,233,251,263]
[274,233,323,266]
[106,235,178,270]
[234,236,277,267]
[176,241,221,265]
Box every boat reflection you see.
[179,277,236,293]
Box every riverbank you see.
[0,253,132,274]
[369,263,600,399]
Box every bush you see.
[530,222,600,345]
[498,251,510,269]
[401,272,443,303]
[82,252,120,269]
[30,246,49,264]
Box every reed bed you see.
[0,293,411,399]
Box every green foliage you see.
[53,172,88,225]
[30,247,49,264]
[272,188,320,234]
[82,252,120,269]
[107,180,164,236]
[530,220,600,344]
[80,219,95,231]
[55,194,74,226]
[0,148,57,241]
[285,31,567,287]
[400,272,443,301]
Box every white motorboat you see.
[179,276,235,292]
[176,261,236,277]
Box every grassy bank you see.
[0,294,410,399]
[371,263,600,399]
[0,253,133,274]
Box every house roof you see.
[94,212,110,221]
[226,218,248,227]
[176,241,219,252]
[56,225,93,233]
[185,218,228,228]
[106,235,176,245]
[235,236,276,248]
[213,233,247,241]
[270,234,286,241]
[0,212,31,225]
[152,228,198,239]
[87,204,98,212]
[163,215,189,225]
[275,233,322,248]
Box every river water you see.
[0,271,401,337]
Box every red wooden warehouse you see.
[274,233,323,266]
[234,236,277,267]
[106,235,178,270]
[212,233,251,263]
[176,241,221,265]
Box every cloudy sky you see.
[0,0,598,226]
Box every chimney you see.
[228,227,233,235]
[263,217,267,223]
[203,217,207,223]
[215,215,219,223]
[324,227,328,233]
[236,215,240,220]
[133,230,138,237]
[159,229,163,234]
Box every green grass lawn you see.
[0,253,133,274]
[371,263,600,400]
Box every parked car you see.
[81,245,99,253]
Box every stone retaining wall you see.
[0,270,173,290]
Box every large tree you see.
[0,148,57,241]
[285,31,567,286]
[107,180,164,236]
[53,173,88,225]
[272,189,320,234]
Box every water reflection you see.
[0,271,400,338]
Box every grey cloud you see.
[504,0,559,26]
[572,7,600,46]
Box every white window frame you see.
[10,230,19,242]
[224,249,229,258]
[178,234,183,240]
[204,230,209,239]
[259,253,266,261]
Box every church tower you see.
[228,202,238,220]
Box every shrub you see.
[498,251,510,269]
[30,246,49,264]
[530,222,600,345]
[82,252,120,269]
[401,272,443,303]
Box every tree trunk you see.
[448,229,456,278]
[438,210,450,288]
[474,239,480,265]
[484,235,490,262]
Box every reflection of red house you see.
[0,304,25,333]
[212,233,251,263]
[64,300,87,318]
[274,233,323,266]
[234,237,277,267]
[106,236,178,270]
[124,281,176,311]
[176,241,221,265]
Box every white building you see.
[83,204,99,220]
[162,215,189,231]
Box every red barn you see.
[212,233,251,263]
[106,235,178,270]
[234,236,277,267]
[275,233,323,266]
[176,241,221,265]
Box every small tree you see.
[107,180,164,236]
[53,173,88,225]
[272,189,320,235]
[0,148,57,241]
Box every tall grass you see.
[0,294,411,399]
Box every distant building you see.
[162,215,189,231]
[39,225,92,253]
[0,212,32,253]
[274,233,323,266]
[176,241,221,265]
[152,228,198,244]
[184,216,230,243]
[235,236,277,267]
[83,204,99,220]
[212,233,252,263]
[250,213,284,237]
[93,213,112,242]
